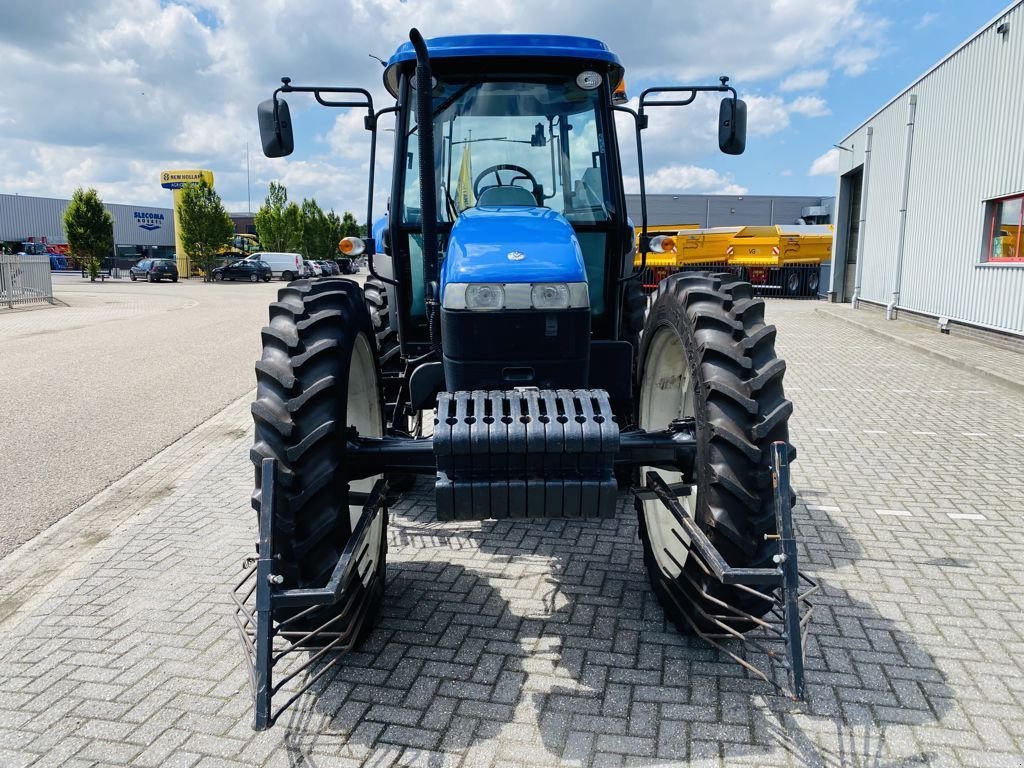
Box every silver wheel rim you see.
[347,332,384,587]
[638,326,696,579]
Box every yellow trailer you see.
[634,223,833,296]
[726,225,832,295]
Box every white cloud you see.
[835,46,881,77]
[809,148,840,176]
[779,69,829,92]
[0,0,893,219]
[916,12,939,30]
[628,165,748,196]
[788,96,831,117]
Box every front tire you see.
[250,278,387,640]
[250,273,259,283]
[635,272,793,634]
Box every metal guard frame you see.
[636,441,816,698]
[230,458,389,730]
[232,441,815,729]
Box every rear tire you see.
[250,273,259,283]
[782,267,801,297]
[635,272,793,634]
[805,269,819,296]
[250,278,387,641]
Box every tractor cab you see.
[380,36,632,397]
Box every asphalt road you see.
[0,272,363,560]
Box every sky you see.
[0,0,1013,221]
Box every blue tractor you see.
[237,30,811,729]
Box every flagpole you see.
[246,142,252,214]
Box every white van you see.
[249,252,303,281]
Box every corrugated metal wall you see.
[835,1,1024,335]
[626,194,832,227]
[0,194,175,247]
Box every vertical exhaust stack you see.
[409,29,442,354]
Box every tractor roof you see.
[383,34,623,97]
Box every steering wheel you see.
[473,164,541,203]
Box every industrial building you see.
[829,1,1024,341]
[626,194,832,228]
[0,193,175,263]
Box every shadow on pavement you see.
[277,482,952,767]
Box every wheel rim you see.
[347,332,384,587]
[638,325,696,579]
[786,272,800,293]
[250,274,258,282]
[807,273,819,292]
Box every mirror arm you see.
[367,106,400,287]
[612,104,648,284]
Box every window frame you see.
[983,192,1024,264]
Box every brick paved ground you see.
[1,299,1023,767]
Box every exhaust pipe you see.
[409,28,442,354]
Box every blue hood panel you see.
[442,207,587,286]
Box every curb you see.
[814,306,1024,395]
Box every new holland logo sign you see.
[134,211,165,231]
[160,169,214,189]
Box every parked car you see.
[248,251,303,281]
[303,260,322,278]
[336,257,359,274]
[318,260,340,276]
[130,258,179,282]
[212,258,272,282]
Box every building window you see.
[985,193,1023,263]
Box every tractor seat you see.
[477,185,537,207]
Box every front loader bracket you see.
[635,441,816,698]
[231,458,388,730]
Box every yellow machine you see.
[635,224,833,296]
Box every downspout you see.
[887,95,916,320]
[851,126,872,308]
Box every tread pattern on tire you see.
[636,271,793,630]
[250,277,375,589]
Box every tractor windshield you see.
[403,77,612,225]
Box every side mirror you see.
[257,98,294,158]
[719,97,747,155]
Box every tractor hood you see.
[441,206,586,285]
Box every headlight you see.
[531,283,570,309]
[465,284,504,310]
[443,282,589,310]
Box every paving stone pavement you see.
[1,299,1023,767]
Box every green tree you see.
[300,198,336,261]
[178,180,234,281]
[254,181,303,253]
[253,181,287,251]
[325,210,344,257]
[283,201,303,253]
[340,211,362,237]
[63,188,114,281]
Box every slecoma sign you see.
[134,211,165,231]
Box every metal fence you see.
[638,262,824,299]
[1,255,54,308]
